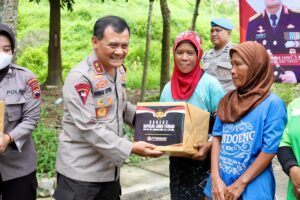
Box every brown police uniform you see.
[55,51,135,198]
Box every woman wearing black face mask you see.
[0,23,41,200]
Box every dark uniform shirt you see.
[247,5,300,54]
[246,5,300,82]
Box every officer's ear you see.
[92,36,99,49]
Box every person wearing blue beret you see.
[202,18,235,93]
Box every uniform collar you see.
[263,5,288,18]
[88,51,106,75]
[5,65,15,78]
[211,42,232,56]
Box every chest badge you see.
[96,107,109,118]
[287,24,295,29]
[107,97,113,105]
[96,80,108,88]
[97,98,104,106]
[257,26,265,33]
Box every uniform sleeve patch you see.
[75,83,91,105]
[27,78,41,99]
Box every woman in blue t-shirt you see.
[204,41,287,200]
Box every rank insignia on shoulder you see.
[287,24,295,29]
[27,78,41,99]
[75,83,91,105]
[93,60,104,74]
[96,107,109,118]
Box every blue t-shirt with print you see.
[204,93,287,200]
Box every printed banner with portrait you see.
[240,0,300,83]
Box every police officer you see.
[54,16,162,200]
[246,0,300,82]
[202,18,235,93]
[0,24,41,200]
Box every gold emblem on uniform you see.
[96,107,109,118]
[121,75,126,81]
[97,98,104,106]
[96,80,108,88]
[287,24,295,29]
[273,40,277,46]
[94,74,103,79]
[107,97,113,105]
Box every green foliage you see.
[272,83,300,105]
[17,46,48,83]
[33,109,58,177]
[18,0,240,89]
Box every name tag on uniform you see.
[255,33,266,40]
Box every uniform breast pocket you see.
[5,96,26,122]
[94,95,115,121]
[217,62,232,81]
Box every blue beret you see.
[211,18,234,30]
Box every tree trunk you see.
[191,0,201,31]
[45,0,62,86]
[0,0,19,36]
[140,0,154,101]
[159,0,171,93]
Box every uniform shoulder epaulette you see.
[11,64,31,73]
[249,13,262,22]
[120,64,127,73]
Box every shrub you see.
[33,109,58,177]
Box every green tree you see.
[191,0,201,31]
[29,0,74,86]
[140,0,155,101]
[159,0,171,93]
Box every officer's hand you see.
[0,134,10,153]
[192,142,212,160]
[132,141,163,157]
[279,71,297,83]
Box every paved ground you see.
[38,156,288,200]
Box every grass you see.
[17,0,240,89]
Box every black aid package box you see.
[134,102,210,157]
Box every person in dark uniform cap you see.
[0,23,41,200]
[202,18,235,93]
[246,0,300,83]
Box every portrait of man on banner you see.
[243,0,300,83]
